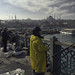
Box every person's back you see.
[30,27,48,75]
[1,28,9,42]
[12,33,20,47]
[1,27,9,52]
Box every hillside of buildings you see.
[0,16,75,35]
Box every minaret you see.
[15,15,16,20]
[11,16,13,20]
[60,15,61,19]
[54,13,55,19]
[9,16,10,20]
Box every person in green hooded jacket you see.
[30,27,48,75]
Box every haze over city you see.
[0,0,75,20]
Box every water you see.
[44,34,75,44]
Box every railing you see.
[50,36,75,75]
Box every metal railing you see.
[60,48,75,75]
[51,36,75,75]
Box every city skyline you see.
[0,0,75,20]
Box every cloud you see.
[48,0,75,18]
[4,0,54,14]
[1,0,75,19]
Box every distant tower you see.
[9,16,10,20]
[57,16,58,19]
[15,15,16,20]
[60,15,61,19]
[53,13,55,19]
[11,16,13,20]
[51,14,53,18]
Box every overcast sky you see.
[0,0,75,20]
